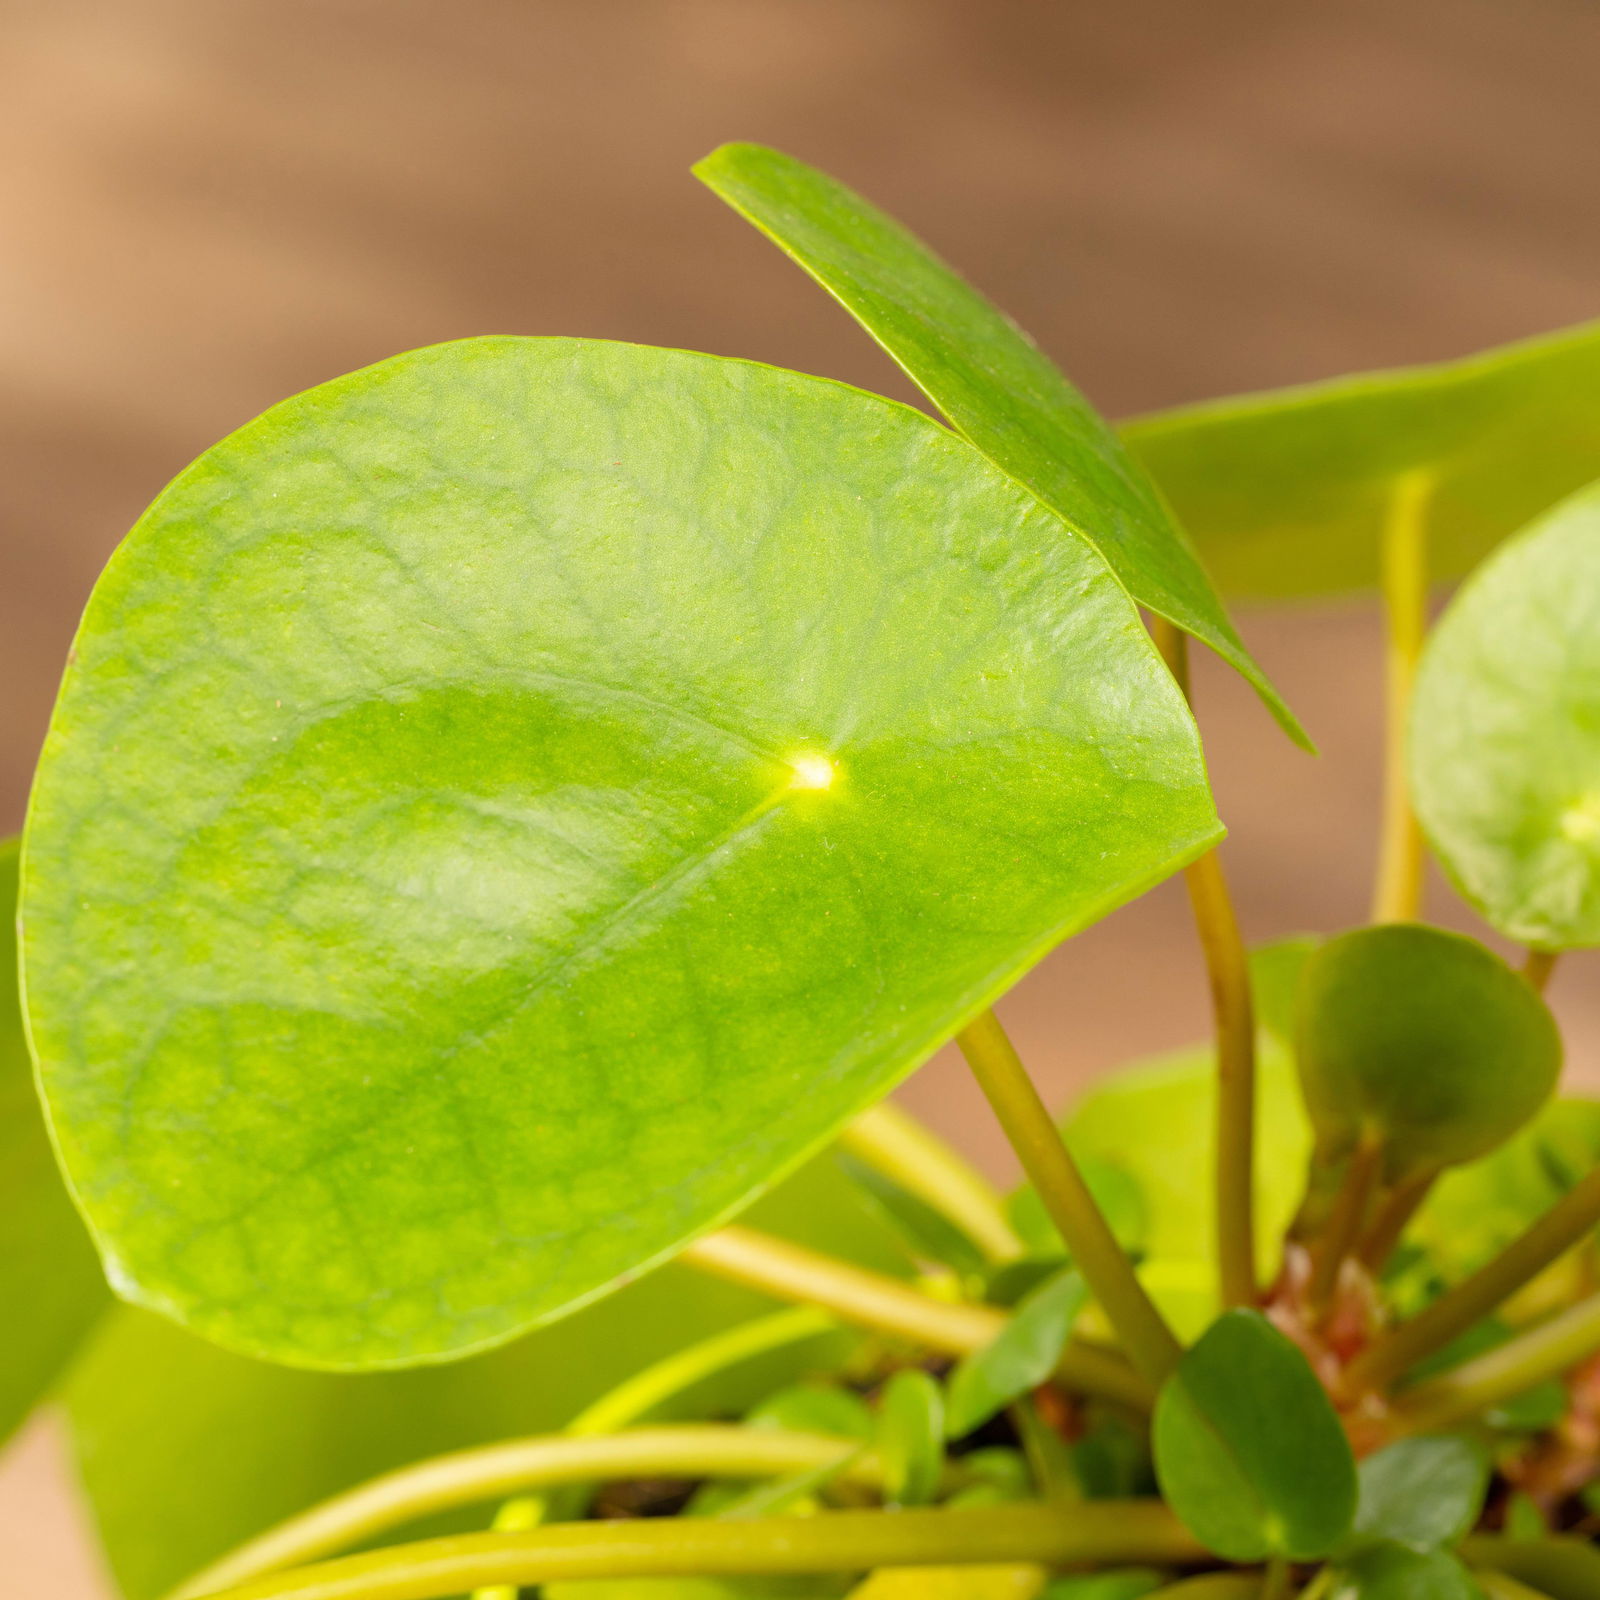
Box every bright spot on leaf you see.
[1560,793,1600,843]
[787,753,837,791]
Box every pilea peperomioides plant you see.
[6,144,1600,1600]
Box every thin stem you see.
[1371,469,1433,924]
[471,1304,840,1600]
[956,1010,1182,1388]
[1523,948,1559,995]
[1260,1559,1293,1600]
[1148,1578,1268,1599]
[1356,1168,1437,1272]
[1474,1575,1555,1600]
[181,1501,1205,1600]
[840,1101,1023,1263]
[1390,1288,1600,1434]
[1151,619,1259,1310]
[1308,1138,1381,1317]
[1349,1168,1600,1396]
[683,1225,1149,1410]
[170,1426,876,1599]
[1297,1570,1335,1600]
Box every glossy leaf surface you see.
[1330,1543,1484,1599]
[695,142,1306,749]
[0,837,109,1445]
[1350,1435,1491,1553]
[1411,480,1600,949]
[1152,1309,1357,1562]
[1296,925,1560,1179]
[1124,319,1600,600]
[944,1268,1087,1438]
[68,1154,903,1600]
[22,336,1219,1368]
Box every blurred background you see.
[3,0,1599,1590]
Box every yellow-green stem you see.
[1371,469,1433,924]
[1349,1168,1600,1395]
[1148,1576,1266,1598]
[1523,948,1559,995]
[170,1425,877,1600]
[1260,1559,1293,1600]
[683,1224,1149,1409]
[1390,1289,1600,1434]
[472,1304,838,1600]
[1308,1138,1381,1317]
[1475,1575,1556,1600]
[1356,1168,1437,1271]
[1151,619,1259,1310]
[183,1501,1204,1600]
[840,1100,1022,1263]
[956,1010,1182,1388]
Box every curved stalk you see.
[1151,619,1259,1310]
[683,1224,1149,1409]
[840,1101,1023,1263]
[182,1501,1204,1600]
[1349,1168,1600,1396]
[1371,468,1433,924]
[1308,1137,1381,1317]
[472,1305,839,1600]
[171,1426,875,1599]
[1390,1289,1600,1434]
[956,1010,1182,1388]
[1356,1168,1437,1271]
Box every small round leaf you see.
[1295,924,1561,1178]
[1412,479,1600,950]
[1152,1308,1357,1563]
[1350,1435,1491,1553]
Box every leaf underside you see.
[694,142,1308,751]
[23,336,1219,1368]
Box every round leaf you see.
[1411,479,1600,949]
[1350,1435,1491,1554]
[1295,925,1561,1179]
[1152,1309,1358,1563]
[695,142,1307,751]
[21,337,1220,1368]
[1331,1543,1485,1599]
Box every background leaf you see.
[694,142,1306,749]
[0,836,109,1445]
[1295,924,1561,1178]
[67,1154,903,1600]
[875,1369,945,1507]
[1349,1435,1491,1554]
[1329,1543,1484,1599]
[1122,319,1600,601]
[22,336,1219,1369]
[1411,479,1600,949]
[943,1268,1086,1439]
[1152,1309,1357,1563]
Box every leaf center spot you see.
[786,753,838,792]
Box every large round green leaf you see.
[1411,480,1600,950]
[1295,925,1561,1180]
[0,837,110,1444]
[1123,319,1600,601]
[22,337,1220,1368]
[694,143,1307,751]
[1152,1309,1357,1563]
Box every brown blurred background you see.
[4,0,1600,1590]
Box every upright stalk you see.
[1523,948,1559,995]
[1260,1558,1293,1600]
[1151,618,1259,1310]
[1348,1167,1600,1395]
[956,1010,1182,1388]
[839,1100,1022,1262]
[1308,1137,1381,1317]
[682,1224,1149,1408]
[1390,1289,1600,1434]
[1371,469,1433,924]
[181,1501,1204,1600]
